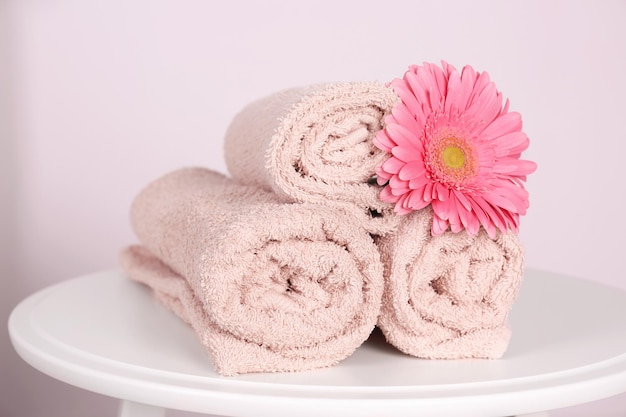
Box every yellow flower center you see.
[426,133,477,186]
[442,145,465,170]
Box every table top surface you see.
[8,269,626,417]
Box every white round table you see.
[8,269,626,417]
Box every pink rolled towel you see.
[375,208,524,359]
[119,167,384,376]
[223,82,401,235]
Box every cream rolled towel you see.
[223,82,401,235]
[119,167,384,376]
[375,208,524,359]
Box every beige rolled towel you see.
[375,208,524,359]
[223,82,401,235]
[119,167,384,375]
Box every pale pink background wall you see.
[2,1,625,416]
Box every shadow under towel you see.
[119,167,384,376]
[375,208,524,359]
[223,82,401,235]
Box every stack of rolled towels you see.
[120,63,535,376]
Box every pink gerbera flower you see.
[374,62,537,238]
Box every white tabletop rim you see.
[8,269,626,416]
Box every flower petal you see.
[424,63,446,110]
[391,102,426,137]
[373,130,396,152]
[394,195,413,215]
[468,198,495,238]
[398,160,427,180]
[381,156,404,175]
[492,132,530,156]
[431,215,449,235]
[467,70,492,108]
[482,189,520,213]
[405,70,435,116]
[392,146,416,163]
[445,66,474,113]
[433,182,450,201]
[492,158,537,176]
[386,123,423,153]
[422,181,434,201]
[390,184,411,196]
[481,112,522,141]
[379,185,399,203]
[432,197,462,227]
[390,81,422,118]
[375,165,392,184]
[406,189,432,210]
[488,183,530,214]
[452,189,473,211]
[466,81,502,127]
[409,174,430,190]
[457,199,480,235]
[389,174,409,190]
[473,196,507,233]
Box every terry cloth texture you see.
[223,82,401,235]
[120,167,384,376]
[375,208,524,359]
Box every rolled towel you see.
[119,167,384,375]
[375,208,524,359]
[223,82,401,235]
